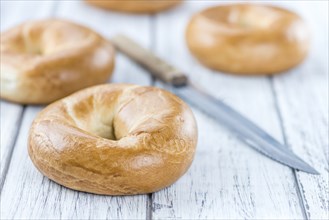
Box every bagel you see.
[86,0,181,14]
[186,4,310,75]
[0,19,115,104]
[28,84,198,195]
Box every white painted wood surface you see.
[0,1,328,219]
[272,3,329,219]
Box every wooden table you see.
[1,1,328,219]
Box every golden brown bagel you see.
[28,84,198,195]
[1,19,115,104]
[86,0,181,14]
[186,4,310,75]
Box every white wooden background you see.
[0,1,328,219]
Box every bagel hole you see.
[84,114,118,141]
[70,95,120,141]
[78,117,118,141]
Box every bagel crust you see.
[186,4,310,75]
[86,0,181,13]
[1,19,115,104]
[28,84,198,195]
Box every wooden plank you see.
[0,0,56,186]
[0,102,23,186]
[151,1,308,219]
[271,2,329,219]
[1,1,152,219]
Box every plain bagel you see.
[1,19,115,104]
[28,84,198,195]
[86,0,181,13]
[186,4,310,75]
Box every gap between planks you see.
[0,106,26,193]
[269,76,309,220]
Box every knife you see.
[111,34,319,175]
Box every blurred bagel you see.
[186,4,310,75]
[1,19,115,104]
[86,0,181,13]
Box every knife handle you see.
[111,34,188,87]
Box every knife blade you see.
[111,34,319,175]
